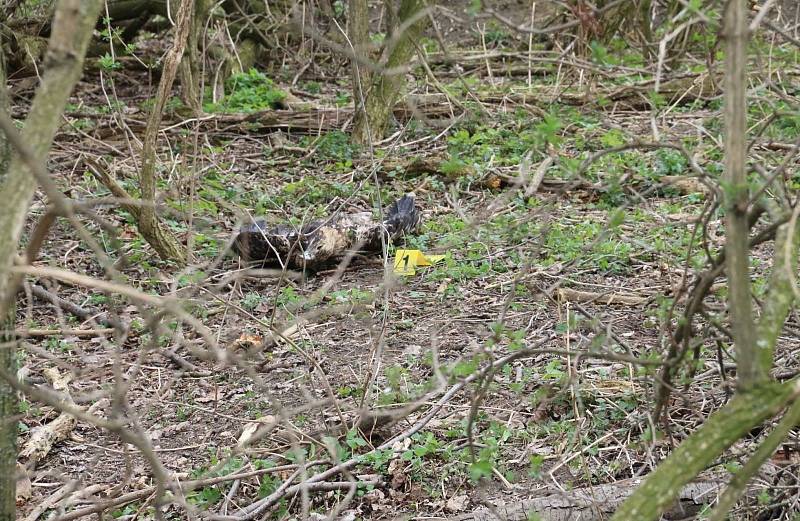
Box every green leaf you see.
[469,458,493,481]
[452,359,478,377]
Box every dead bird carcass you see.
[232,194,421,268]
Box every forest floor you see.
[11,9,800,521]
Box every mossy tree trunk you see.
[0,0,103,320]
[612,2,793,519]
[0,18,15,521]
[350,0,429,145]
[0,19,8,180]
[0,2,103,519]
[0,337,14,521]
[0,339,14,521]
[0,313,14,521]
[611,381,799,520]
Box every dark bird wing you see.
[361,193,421,251]
[383,193,421,238]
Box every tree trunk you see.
[0,2,103,519]
[612,2,779,519]
[709,392,800,521]
[0,327,15,521]
[136,0,196,264]
[0,27,8,181]
[611,382,798,520]
[0,0,103,325]
[721,0,760,388]
[178,0,209,114]
[638,0,654,62]
[349,0,371,128]
[351,0,429,144]
[0,18,16,521]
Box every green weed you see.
[206,69,286,113]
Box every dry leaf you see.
[231,333,263,350]
[483,175,502,189]
[388,458,408,490]
[446,494,470,513]
[237,415,276,448]
[194,387,218,403]
[402,344,423,357]
[364,489,386,504]
[391,438,412,454]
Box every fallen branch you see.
[83,157,141,220]
[50,464,318,521]
[18,368,77,470]
[12,328,116,337]
[28,283,120,328]
[15,265,217,349]
[16,369,109,507]
[207,334,661,521]
[379,153,574,193]
[453,479,723,521]
[556,287,648,306]
[24,483,105,521]
[206,97,457,133]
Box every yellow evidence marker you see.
[393,249,445,276]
